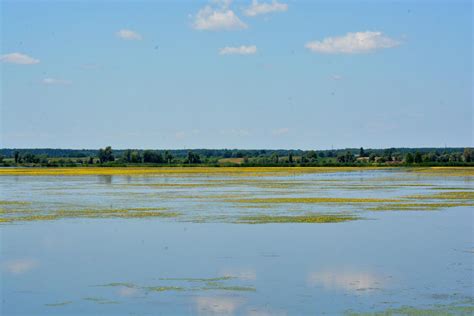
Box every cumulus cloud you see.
[116,29,142,40]
[0,52,39,64]
[193,0,247,31]
[244,0,288,17]
[42,78,71,85]
[219,45,257,55]
[305,31,400,54]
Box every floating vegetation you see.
[236,214,359,224]
[159,276,235,282]
[200,283,256,292]
[406,191,474,201]
[83,297,119,304]
[0,208,179,224]
[0,166,384,177]
[0,200,30,205]
[45,301,73,307]
[95,275,254,295]
[229,197,397,204]
[366,202,474,211]
[409,167,474,177]
[143,286,185,292]
[346,302,474,315]
[97,282,136,288]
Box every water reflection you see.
[3,258,38,275]
[97,175,112,184]
[195,296,244,315]
[307,269,384,292]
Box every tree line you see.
[1,146,473,167]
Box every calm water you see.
[1,169,473,315]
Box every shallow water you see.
[1,169,473,315]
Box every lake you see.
[1,167,473,315]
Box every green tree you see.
[143,150,164,163]
[14,151,20,163]
[463,148,473,162]
[359,147,365,157]
[98,146,114,163]
[288,152,294,163]
[130,151,142,163]
[122,149,132,163]
[414,152,422,164]
[405,153,414,164]
[164,150,173,164]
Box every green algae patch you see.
[159,276,235,282]
[0,208,179,223]
[97,282,137,288]
[228,197,398,204]
[406,191,474,201]
[409,167,474,177]
[143,286,185,292]
[346,303,474,316]
[200,283,256,292]
[366,202,474,211]
[0,201,30,205]
[45,301,73,307]
[236,214,359,224]
[83,297,119,304]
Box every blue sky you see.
[1,0,472,149]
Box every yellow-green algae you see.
[96,275,254,293]
[236,214,359,224]
[366,202,474,211]
[45,301,73,307]
[83,297,119,304]
[407,191,474,200]
[346,303,474,316]
[143,286,185,292]
[159,276,235,282]
[0,208,179,223]
[0,166,388,177]
[228,197,398,204]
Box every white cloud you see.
[331,74,343,80]
[116,29,142,40]
[244,0,288,17]
[42,78,71,85]
[0,52,39,64]
[4,259,38,275]
[193,1,247,31]
[305,31,400,54]
[272,127,290,136]
[219,45,257,55]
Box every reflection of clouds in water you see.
[307,269,383,292]
[246,307,287,316]
[195,296,243,315]
[219,268,256,281]
[4,259,38,275]
[117,286,139,297]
